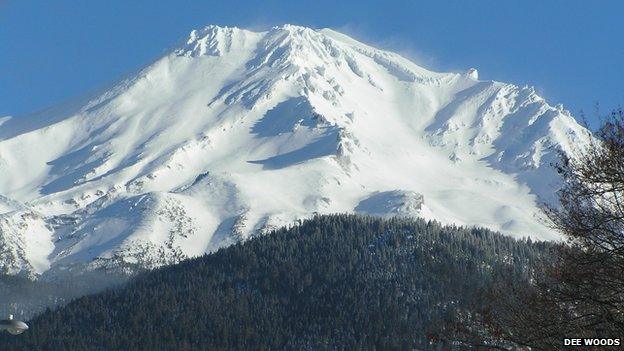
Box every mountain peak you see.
[179,25,256,57]
[272,23,317,33]
[177,24,446,84]
[0,24,590,277]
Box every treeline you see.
[0,214,551,350]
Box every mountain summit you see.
[0,24,589,277]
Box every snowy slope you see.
[0,195,54,276]
[0,24,590,277]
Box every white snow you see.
[0,24,591,276]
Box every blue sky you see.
[2,0,622,127]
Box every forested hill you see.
[0,215,551,350]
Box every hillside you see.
[0,215,552,350]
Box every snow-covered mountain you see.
[0,24,589,277]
